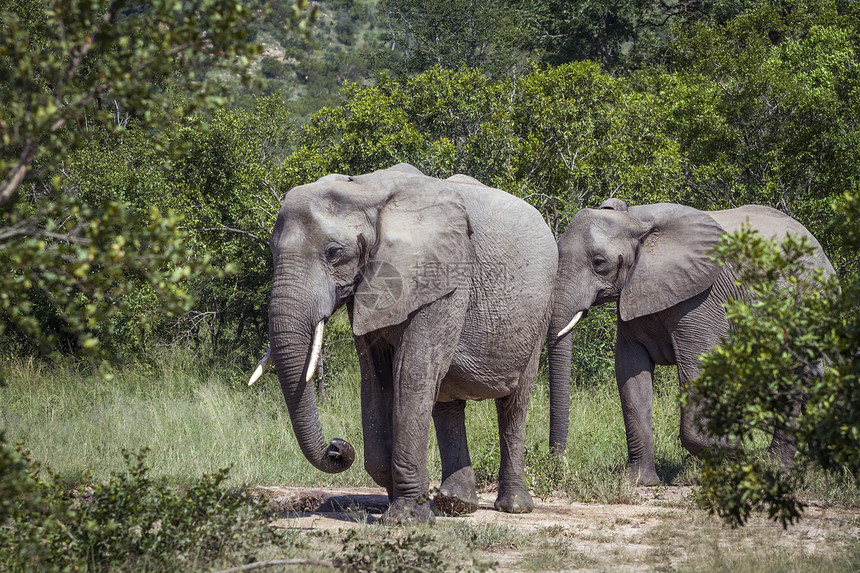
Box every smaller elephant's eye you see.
[324,244,344,263]
[592,255,608,269]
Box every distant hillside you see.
[243,0,384,118]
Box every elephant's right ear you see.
[620,204,724,322]
[352,185,473,336]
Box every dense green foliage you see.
[692,194,860,527]
[0,438,280,571]
[0,0,315,364]
[5,0,857,364]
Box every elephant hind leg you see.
[493,338,542,514]
[679,402,732,457]
[432,399,479,516]
[767,428,798,472]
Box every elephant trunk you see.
[269,274,354,474]
[547,279,590,454]
[547,313,574,454]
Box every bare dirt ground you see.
[255,485,860,571]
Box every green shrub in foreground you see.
[0,439,282,572]
[692,194,860,527]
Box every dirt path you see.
[255,485,860,571]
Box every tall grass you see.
[2,344,857,505]
[1,344,685,496]
[0,349,370,487]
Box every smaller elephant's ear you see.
[352,184,473,336]
[620,204,724,322]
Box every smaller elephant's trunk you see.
[547,282,588,454]
[547,321,574,454]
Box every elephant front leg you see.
[432,399,479,515]
[616,336,660,485]
[384,297,465,524]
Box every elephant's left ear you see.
[352,185,473,336]
[620,204,725,322]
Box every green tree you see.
[375,0,535,78]
[285,63,683,230]
[651,0,860,252]
[0,0,314,362]
[691,195,860,527]
[455,0,774,73]
[497,62,682,231]
[59,94,296,357]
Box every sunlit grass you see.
[2,344,858,507]
[0,345,683,500]
[0,348,370,487]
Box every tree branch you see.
[199,226,269,248]
[0,140,37,206]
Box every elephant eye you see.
[592,255,608,270]
[324,244,344,263]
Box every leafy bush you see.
[334,529,446,572]
[0,440,282,571]
[692,194,860,527]
[260,56,291,79]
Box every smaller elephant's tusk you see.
[305,321,325,382]
[557,311,584,338]
[248,348,272,386]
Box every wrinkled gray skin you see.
[547,200,834,484]
[268,164,557,522]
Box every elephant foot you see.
[382,497,435,525]
[626,463,660,486]
[494,484,533,514]
[434,469,479,516]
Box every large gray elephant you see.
[547,199,834,485]
[250,164,557,522]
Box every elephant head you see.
[547,199,725,452]
[255,164,473,474]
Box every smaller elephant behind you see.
[547,199,834,485]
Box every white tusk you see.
[557,311,584,338]
[248,348,272,386]
[305,321,324,382]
